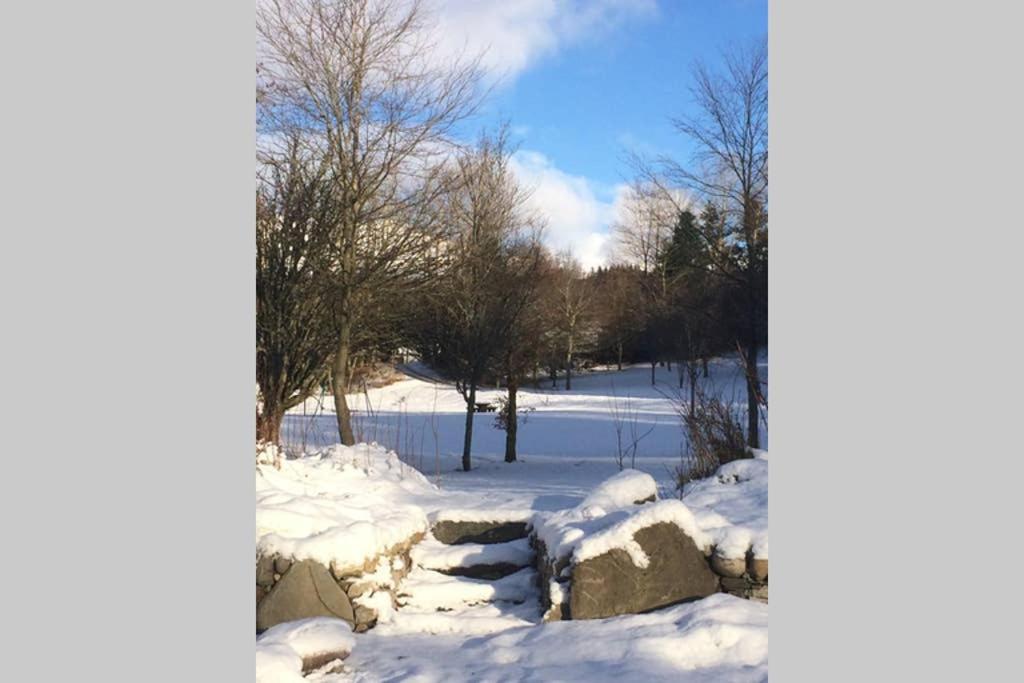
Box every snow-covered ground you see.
[282,357,767,510]
[261,358,768,681]
[258,595,767,683]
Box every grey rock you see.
[442,562,527,580]
[710,553,747,578]
[431,520,529,545]
[353,604,378,626]
[346,582,373,599]
[256,559,355,632]
[569,522,719,620]
[274,557,292,575]
[748,557,768,582]
[256,555,276,587]
[301,650,350,675]
[719,576,750,593]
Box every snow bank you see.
[347,593,767,681]
[256,443,436,572]
[574,500,711,566]
[255,617,355,683]
[579,468,658,513]
[535,456,768,567]
[533,469,699,567]
[682,456,769,559]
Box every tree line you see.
[256,0,767,470]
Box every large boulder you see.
[569,522,719,619]
[257,560,355,632]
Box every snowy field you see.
[282,356,767,510]
[262,357,768,682]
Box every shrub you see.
[674,388,750,494]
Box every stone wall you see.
[256,531,423,633]
[710,550,768,602]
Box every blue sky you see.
[431,0,768,267]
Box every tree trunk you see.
[256,403,284,445]
[332,312,355,446]
[743,340,760,449]
[504,375,518,463]
[616,343,623,371]
[650,360,656,385]
[679,361,685,389]
[689,366,697,415]
[565,336,573,391]
[462,383,476,471]
[702,356,709,377]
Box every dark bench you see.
[474,402,496,413]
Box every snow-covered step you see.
[397,566,538,610]
[411,536,534,579]
[387,600,541,635]
[429,510,533,545]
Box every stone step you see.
[387,601,541,635]
[411,537,534,579]
[430,516,531,545]
[397,566,538,611]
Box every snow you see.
[384,600,542,636]
[531,460,766,568]
[352,590,396,626]
[579,468,659,511]
[410,536,533,572]
[341,593,767,682]
[681,456,769,560]
[255,443,436,572]
[574,499,711,566]
[427,508,533,524]
[255,617,355,683]
[534,492,711,569]
[398,567,537,610]
[526,451,766,569]
[263,359,768,678]
[282,358,767,516]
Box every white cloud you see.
[510,150,630,270]
[425,0,657,84]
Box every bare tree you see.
[592,265,645,371]
[550,251,596,390]
[633,40,767,446]
[257,0,484,445]
[497,249,550,462]
[414,129,543,471]
[256,131,338,446]
[612,180,678,276]
[611,183,690,384]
